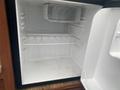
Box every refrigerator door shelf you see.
[109,20,120,59]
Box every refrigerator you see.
[6,0,120,90]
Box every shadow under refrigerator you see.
[6,0,120,90]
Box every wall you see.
[22,2,68,34]
[68,6,101,70]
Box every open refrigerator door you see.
[81,8,120,90]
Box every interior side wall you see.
[15,0,24,70]
[68,6,101,70]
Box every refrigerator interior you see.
[15,0,101,85]
[81,8,120,90]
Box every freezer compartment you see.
[44,3,81,23]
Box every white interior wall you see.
[22,2,68,34]
[15,0,25,73]
[68,6,101,70]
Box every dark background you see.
[67,0,120,6]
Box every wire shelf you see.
[23,34,75,45]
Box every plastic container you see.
[44,3,81,23]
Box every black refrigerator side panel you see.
[67,0,120,7]
[104,0,120,7]
[67,0,105,5]
[5,0,22,88]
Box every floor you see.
[18,79,85,90]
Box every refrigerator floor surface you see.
[22,58,81,85]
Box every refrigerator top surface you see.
[20,0,102,7]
